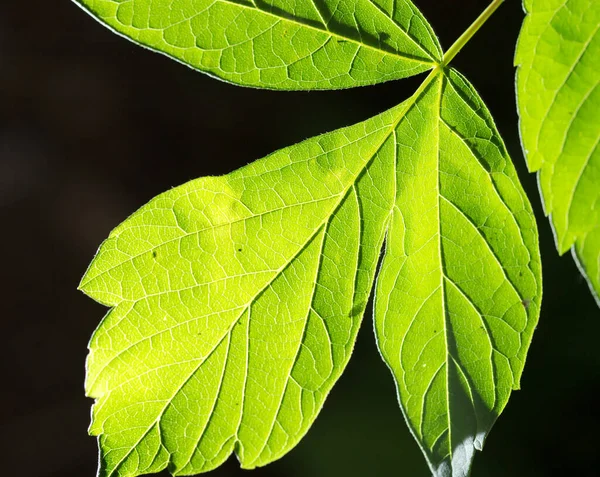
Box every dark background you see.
[2,1,599,476]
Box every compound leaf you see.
[73,0,441,90]
[516,0,600,304]
[374,69,541,477]
[82,66,541,477]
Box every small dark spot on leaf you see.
[521,298,531,309]
[378,32,391,43]
[237,247,243,252]
[152,250,157,258]
[349,301,367,318]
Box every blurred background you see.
[1,0,599,476]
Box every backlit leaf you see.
[72,0,441,89]
[516,0,600,304]
[81,67,541,477]
[81,100,399,476]
[374,68,541,477]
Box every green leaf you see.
[73,0,441,90]
[81,100,399,476]
[81,67,541,477]
[374,69,541,477]
[515,0,600,304]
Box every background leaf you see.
[81,103,403,476]
[72,0,441,90]
[516,0,600,304]
[374,68,542,477]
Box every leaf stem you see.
[442,0,505,66]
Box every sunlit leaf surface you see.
[516,0,599,304]
[81,68,541,477]
[73,0,442,89]
[375,69,541,477]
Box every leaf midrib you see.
[217,0,436,64]
[435,70,455,467]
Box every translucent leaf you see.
[516,0,600,304]
[73,0,441,90]
[374,69,541,477]
[81,67,541,477]
[81,102,399,476]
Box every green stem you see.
[442,0,505,66]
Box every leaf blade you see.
[73,0,442,89]
[374,68,542,477]
[516,0,600,303]
[82,102,402,476]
